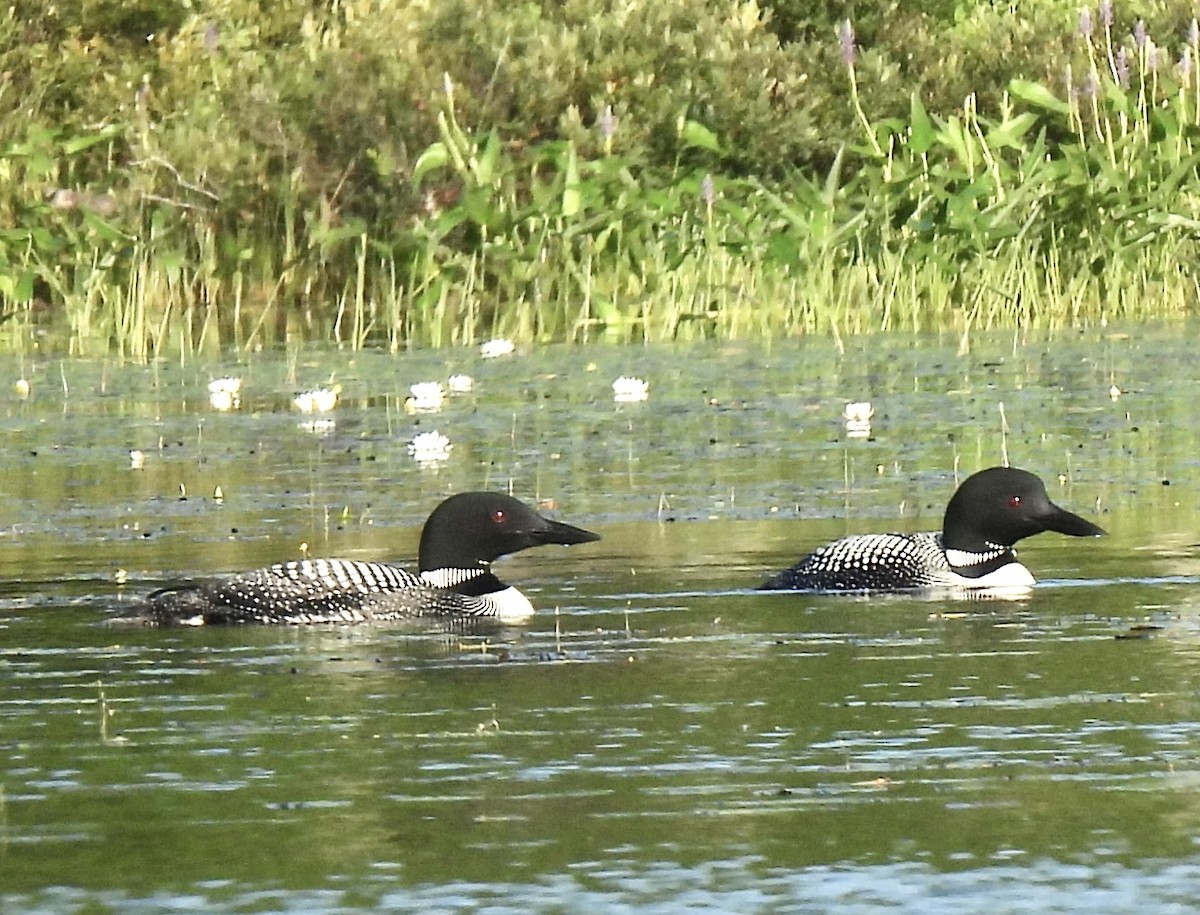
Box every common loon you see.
[759,467,1104,593]
[131,492,600,625]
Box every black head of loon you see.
[128,491,600,625]
[759,466,1105,593]
[941,466,1105,552]
[419,491,600,573]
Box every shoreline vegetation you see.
[1,1,1198,359]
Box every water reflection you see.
[3,328,1200,910]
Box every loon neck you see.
[419,568,533,621]
[421,566,507,596]
[944,545,1018,579]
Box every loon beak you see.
[533,517,602,547]
[1040,503,1105,538]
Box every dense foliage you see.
[0,0,1197,356]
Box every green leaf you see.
[822,145,845,207]
[412,142,450,186]
[938,116,972,169]
[463,187,497,227]
[1008,79,1071,116]
[764,232,800,268]
[61,124,123,155]
[1103,82,1131,118]
[680,120,722,153]
[986,112,1038,150]
[366,145,396,180]
[475,130,501,186]
[81,210,131,243]
[908,94,935,155]
[15,269,35,301]
[312,219,368,249]
[562,142,581,218]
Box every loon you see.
[130,492,600,625]
[758,467,1104,593]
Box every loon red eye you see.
[490,509,506,524]
[1008,496,1021,509]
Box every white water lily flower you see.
[843,401,873,439]
[1109,384,1122,400]
[406,381,446,413]
[480,338,515,358]
[129,450,146,470]
[408,430,452,464]
[448,373,474,393]
[208,377,242,411]
[612,376,649,403]
[293,386,339,414]
[14,378,30,398]
[209,389,237,411]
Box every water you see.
[3,327,1200,912]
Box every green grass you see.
[0,2,1198,358]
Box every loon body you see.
[759,467,1104,593]
[132,492,600,625]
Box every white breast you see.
[945,559,1035,591]
[486,587,535,622]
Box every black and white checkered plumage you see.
[758,532,1014,591]
[131,492,600,625]
[760,467,1104,593]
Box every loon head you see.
[941,467,1105,553]
[418,491,600,573]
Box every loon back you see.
[140,559,525,625]
[757,532,1022,592]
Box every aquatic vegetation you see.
[447,374,473,394]
[843,402,873,439]
[406,381,445,413]
[479,339,515,359]
[408,430,452,465]
[207,377,241,412]
[612,376,649,404]
[0,2,1197,357]
[293,387,339,414]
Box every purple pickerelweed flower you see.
[1079,7,1093,40]
[1134,19,1147,49]
[700,174,715,208]
[1100,1,1113,28]
[599,105,616,141]
[1115,46,1130,87]
[837,19,856,67]
[1179,50,1194,81]
[203,21,219,53]
[1190,18,1199,47]
[1064,64,1080,101]
[1082,69,1098,99]
[1148,41,1160,71]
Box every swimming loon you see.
[758,467,1104,593]
[131,492,600,625]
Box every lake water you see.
[3,327,1200,912]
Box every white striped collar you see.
[944,546,1008,569]
[421,567,487,589]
